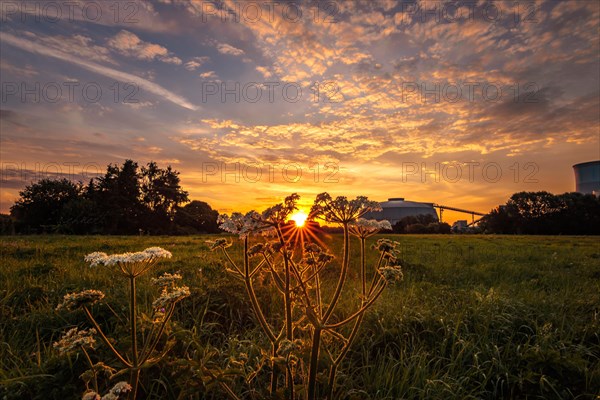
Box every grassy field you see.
[1,234,599,399]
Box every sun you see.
[290,210,308,227]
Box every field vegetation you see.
[1,234,599,399]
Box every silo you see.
[573,161,600,195]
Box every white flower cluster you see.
[151,272,182,288]
[84,252,109,267]
[82,381,131,400]
[349,218,392,238]
[84,247,172,267]
[152,285,191,309]
[311,193,382,224]
[56,290,105,311]
[218,211,263,238]
[53,327,97,354]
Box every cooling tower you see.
[573,161,600,195]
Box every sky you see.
[1,0,599,223]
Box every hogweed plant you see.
[208,193,402,399]
[55,247,189,399]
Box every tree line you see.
[3,167,599,236]
[480,191,600,235]
[3,160,220,235]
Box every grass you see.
[0,234,599,399]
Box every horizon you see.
[1,1,599,224]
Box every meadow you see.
[1,234,599,399]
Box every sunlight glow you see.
[290,210,308,227]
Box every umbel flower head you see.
[310,193,381,224]
[206,238,232,250]
[218,194,301,238]
[378,265,403,283]
[151,272,182,288]
[349,218,392,238]
[152,285,191,310]
[84,247,172,277]
[56,290,105,311]
[81,381,131,400]
[53,327,97,354]
[261,193,300,225]
[218,211,263,238]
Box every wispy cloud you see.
[1,32,197,110]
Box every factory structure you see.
[363,198,439,225]
[364,197,486,230]
[573,161,600,196]
[364,162,600,231]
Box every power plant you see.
[573,161,600,195]
[363,198,438,225]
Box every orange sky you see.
[1,1,599,223]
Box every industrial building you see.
[573,161,600,195]
[364,198,438,225]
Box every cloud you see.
[185,56,209,71]
[1,33,197,110]
[0,59,38,77]
[107,30,182,64]
[216,43,245,56]
[199,71,218,79]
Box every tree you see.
[95,160,143,234]
[10,178,82,233]
[174,200,219,233]
[140,162,189,233]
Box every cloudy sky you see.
[1,0,598,221]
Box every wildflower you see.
[151,272,182,288]
[304,243,323,254]
[310,193,381,224]
[372,238,398,253]
[206,238,232,250]
[152,308,166,324]
[349,218,392,238]
[143,247,172,259]
[57,290,105,311]
[82,392,101,400]
[84,252,108,267]
[84,247,172,277]
[152,286,191,309]
[80,362,116,385]
[53,327,97,354]
[218,211,263,238]
[262,193,300,224]
[269,242,284,253]
[108,381,132,396]
[317,252,334,264]
[378,265,403,283]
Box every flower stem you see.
[323,222,350,322]
[80,346,98,393]
[307,328,322,400]
[360,238,366,297]
[82,307,131,367]
[129,275,139,399]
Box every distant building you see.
[364,198,438,225]
[573,161,600,195]
[452,220,468,232]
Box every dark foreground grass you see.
[0,234,599,399]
